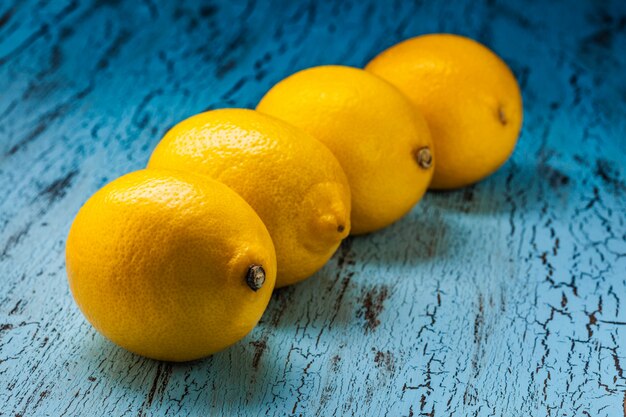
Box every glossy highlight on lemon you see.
[366,33,523,189]
[257,65,434,234]
[148,109,351,287]
[66,169,277,362]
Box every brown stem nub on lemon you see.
[415,147,433,170]
[366,33,523,190]
[246,265,266,291]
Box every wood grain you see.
[1,0,625,416]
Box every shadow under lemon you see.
[77,324,284,409]
[259,203,455,333]
[352,201,453,266]
[427,158,572,216]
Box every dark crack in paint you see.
[250,339,267,369]
[358,286,389,333]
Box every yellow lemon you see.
[148,109,350,287]
[366,33,523,189]
[257,65,434,235]
[66,169,276,362]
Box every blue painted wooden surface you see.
[1,0,625,415]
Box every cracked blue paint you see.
[0,0,625,416]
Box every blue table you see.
[1,1,625,415]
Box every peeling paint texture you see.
[1,0,625,416]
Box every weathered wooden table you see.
[1,1,625,415]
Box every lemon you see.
[148,109,350,287]
[366,33,523,189]
[257,65,434,234]
[66,169,276,362]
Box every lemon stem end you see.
[415,147,433,170]
[246,265,265,291]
